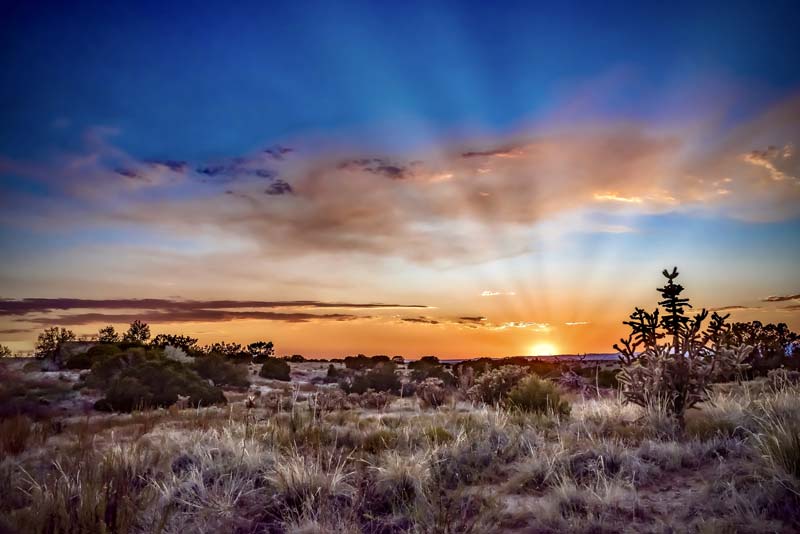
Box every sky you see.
[1,0,799,357]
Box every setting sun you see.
[529,342,559,356]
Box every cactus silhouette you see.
[614,267,752,427]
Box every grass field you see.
[1,359,799,533]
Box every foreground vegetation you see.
[1,371,799,533]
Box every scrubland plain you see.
[1,356,799,534]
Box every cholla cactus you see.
[614,267,751,427]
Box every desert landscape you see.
[2,271,799,533]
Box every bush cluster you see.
[85,349,226,412]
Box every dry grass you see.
[2,361,800,533]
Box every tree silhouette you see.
[35,326,76,359]
[151,333,198,352]
[123,320,151,344]
[98,325,120,343]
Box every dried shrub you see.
[558,370,588,392]
[261,390,295,411]
[416,378,452,409]
[467,366,528,405]
[310,388,351,413]
[348,389,394,409]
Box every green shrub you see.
[259,358,291,381]
[193,353,250,387]
[65,343,121,370]
[86,349,226,412]
[506,375,570,416]
[342,362,400,394]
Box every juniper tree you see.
[614,267,752,427]
[98,325,120,343]
[122,320,151,344]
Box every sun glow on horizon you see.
[529,342,558,357]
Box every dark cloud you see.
[0,298,429,317]
[401,316,440,324]
[263,146,294,160]
[265,180,293,195]
[461,146,520,158]
[147,160,188,173]
[114,168,141,179]
[338,158,410,179]
[197,159,275,181]
[763,293,800,302]
[709,305,762,312]
[21,310,361,326]
[0,328,32,334]
[458,316,487,323]
[783,304,800,311]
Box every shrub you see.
[507,375,571,416]
[87,350,226,412]
[341,362,400,394]
[343,354,389,370]
[557,370,588,392]
[193,353,250,387]
[416,377,451,409]
[259,357,291,381]
[467,366,528,405]
[614,267,753,426]
[310,388,351,412]
[325,363,345,383]
[409,356,456,386]
[348,390,394,409]
[65,343,121,369]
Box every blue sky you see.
[3,0,800,159]
[1,1,799,355]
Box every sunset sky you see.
[1,1,799,358]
